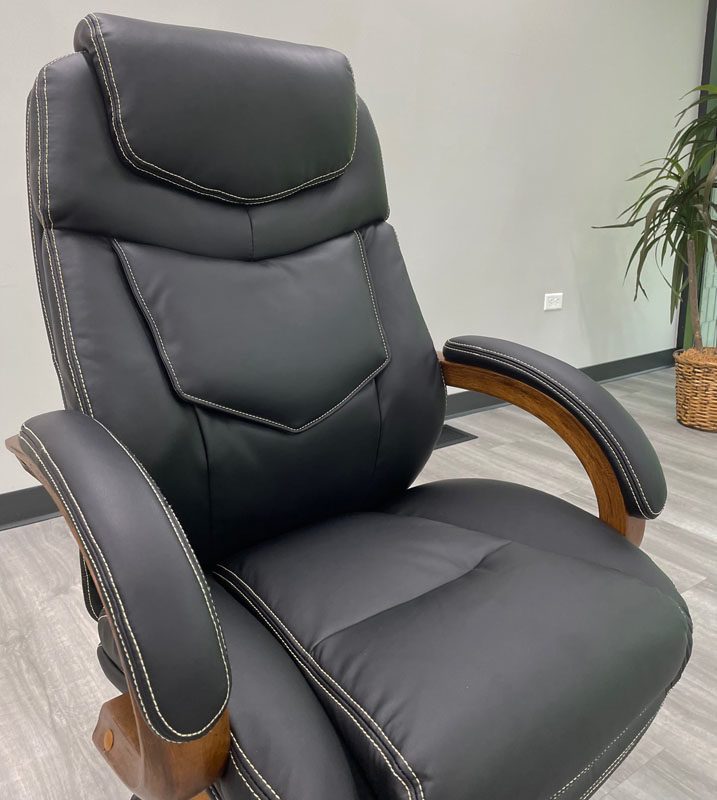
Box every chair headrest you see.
[75,13,357,204]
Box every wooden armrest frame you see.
[6,434,229,800]
[440,357,646,546]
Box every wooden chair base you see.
[93,693,229,800]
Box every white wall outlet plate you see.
[544,292,563,311]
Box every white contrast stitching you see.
[26,91,68,407]
[21,425,228,740]
[229,751,263,800]
[548,704,652,799]
[80,557,102,621]
[212,570,415,800]
[21,429,199,739]
[356,230,390,364]
[445,343,642,513]
[34,76,82,409]
[444,343,652,516]
[86,13,358,206]
[22,426,228,738]
[18,432,162,739]
[445,340,661,515]
[214,565,422,800]
[40,66,94,415]
[576,712,657,800]
[214,570,415,800]
[112,231,389,432]
[92,419,230,669]
[84,15,245,205]
[44,53,77,67]
[230,732,281,800]
[80,555,93,615]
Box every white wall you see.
[0,0,708,491]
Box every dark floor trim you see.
[446,348,674,419]
[581,348,675,383]
[445,390,506,418]
[0,350,675,531]
[434,424,478,449]
[0,486,58,532]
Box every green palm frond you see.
[597,84,717,335]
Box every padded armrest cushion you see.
[443,336,667,519]
[18,411,230,742]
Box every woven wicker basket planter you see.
[674,348,717,431]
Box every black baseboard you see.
[446,347,674,419]
[0,485,58,532]
[0,348,675,532]
[580,348,674,383]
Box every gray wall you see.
[0,0,708,491]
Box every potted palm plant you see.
[603,85,717,430]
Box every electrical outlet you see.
[544,292,563,311]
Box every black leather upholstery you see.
[18,411,230,741]
[97,581,377,799]
[215,480,689,800]
[210,580,376,800]
[75,13,357,204]
[20,13,691,800]
[113,232,390,431]
[27,28,443,563]
[444,336,667,518]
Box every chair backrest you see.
[27,13,445,564]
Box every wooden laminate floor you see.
[0,367,714,799]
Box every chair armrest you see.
[6,410,230,800]
[442,337,668,540]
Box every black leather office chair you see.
[9,13,692,800]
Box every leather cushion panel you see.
[80,554,103,620]
[33,221,80,413]
[76,13,356,203]
[250,98,389,260]
[97,581,376,799]
[207,579,372,800]
[30,55,386,262]
[25,123,72,411]
[221,511,507,648]
[197,381,381,556]
[29,56,253,261]
[27,74,92,414]
[19,412,230,741]
[42,230,213,560]
[97,613,128,693]
[443,336,667,519]
[33,224,442,558]
[363,224,447,502]
[114,231,389,431]
[540,692,663,800]
[185,222,442,555]
[215,500,691,800]
[384,479,687,615]
[28,49,435,561]
[97,645,127,694]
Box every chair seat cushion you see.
[208,580,375,800]
[213,479,691,800]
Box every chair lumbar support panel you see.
[10,12,691,800]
